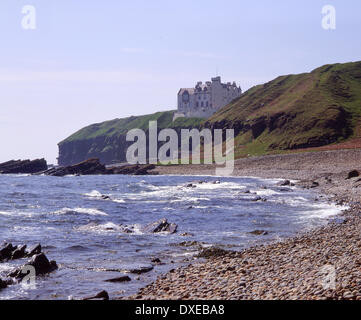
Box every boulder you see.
[278,180,291,186]
[311,181,319,188]
[11,245,27,260]
[142,218,178,234]
[151,257,162,264]
[105,276,131,283]
[347,170,360,179]
[0,279,12,290]
[251,196,262,202]
[197,247,230,258]
[27,244,42,257]
[129,265,154,274]
[83,290,109,300]
[249,230,269,236]
[0,243,15,261]
[9,253,58,279]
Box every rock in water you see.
[0,243,15,261]
[11,245,27,260]
[278,179,291,186]
[27,243,42,257]
[105,276,131,283]
[9,253,58,279]
[0,279,12,290]
[42,158,108,177]
[83,290,109,300]
[249,230,269,236]
[142,218,178,234]
[129,265,154,274]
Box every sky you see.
[0,0,360,164]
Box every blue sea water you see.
[0,174,343,300]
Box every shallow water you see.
[0,174,344,299]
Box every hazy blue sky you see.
[0,0,360,163]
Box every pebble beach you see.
[126,149,361,300]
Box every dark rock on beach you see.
[129,265,154,275]
[347,170,360,179]
[197,247,231,259]
[0,159,47,174]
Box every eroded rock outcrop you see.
[0,159,47,174]
[0,242,58,292]
[39,159,156,177]
[8,253,58,280]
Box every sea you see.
[0,174,345,300]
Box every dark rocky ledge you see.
[38,158,156,177]
[0,158,156,176]
[0,159,47,174]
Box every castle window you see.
[196,102,199,108]
[201,101,204,107]
[206,102,209,107]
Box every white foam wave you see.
[84,190,103,198]
[53,207,108,216]
[299,203,349,219]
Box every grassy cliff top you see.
[59,111,203,144]
[206,61,361,157]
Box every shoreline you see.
[124,149,361,300]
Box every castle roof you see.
[178,88,195,95]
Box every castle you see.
[174,76,242,119]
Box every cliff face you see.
[204,61,361,157]
[58,111,203,166]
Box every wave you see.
[76,222,143,234]
[84,190,103,198]
[52,207,108,216]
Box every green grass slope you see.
[205,61,361,157]
[58,111,203,165]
